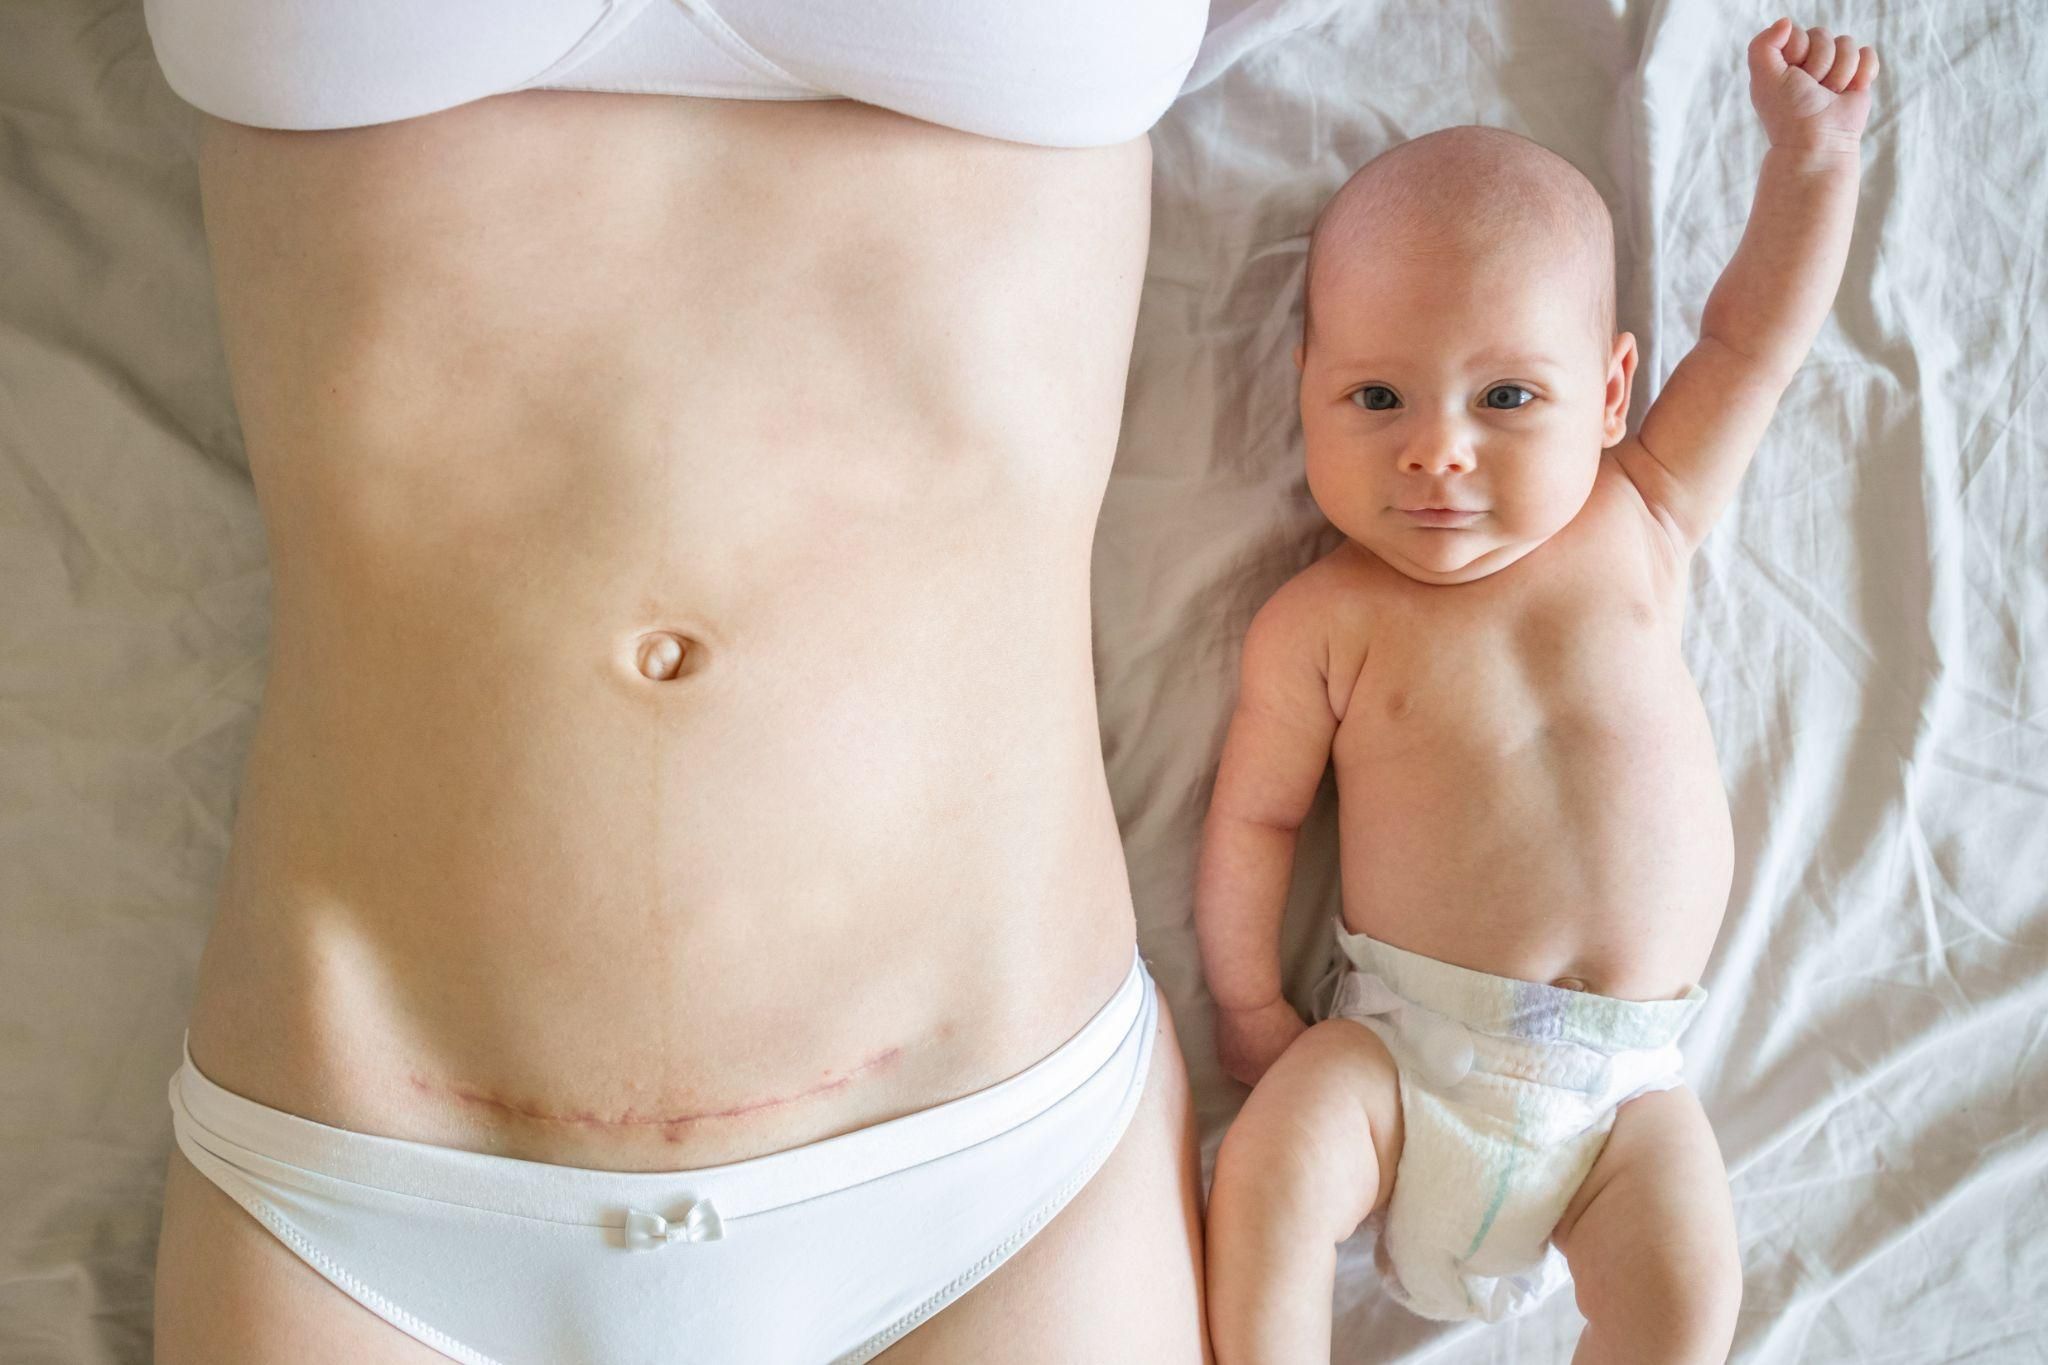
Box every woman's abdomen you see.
[184,92,1151,1170]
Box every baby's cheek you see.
[1303,439,1377,530]
[1302,443,1339,515]
[1514,451,1600,537]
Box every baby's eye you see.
[1351,385,1400,411]
[1482,384,1534,410]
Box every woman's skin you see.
[152,91,1208,1361]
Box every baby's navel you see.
[1550,976,1589,993]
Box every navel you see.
[629,629,705,683]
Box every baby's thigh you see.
[1552,1086,1741,1352]
[1218,1019,1404,1235]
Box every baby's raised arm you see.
[1620,18,1878,550]
[1195,571,1339,1087]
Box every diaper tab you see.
[1331,919,1705,1054]
[1331,972,1476,1089]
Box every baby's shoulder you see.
[1246,542,1378,675]
[1275,540,1383,620]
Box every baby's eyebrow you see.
[1464,351,1562,372]
[1316,351,1562,375]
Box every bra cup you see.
[714,0,1207,145]
[143,0,613,129]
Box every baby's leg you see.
[1205,1019,1402,1365]
[1552,1085,1741,1364]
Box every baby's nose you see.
[1402,442,1472,475]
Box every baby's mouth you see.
[1395,506,1484,528]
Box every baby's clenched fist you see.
[1748,16,1879,159]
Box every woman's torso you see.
[186,91,1152,1170]
[1325,463,1735,1000]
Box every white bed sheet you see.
[2,1,2044,1361]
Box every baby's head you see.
[1296,126,1636,584]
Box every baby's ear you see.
[1602,332,1639,446]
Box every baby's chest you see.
[1335,559,1686,763]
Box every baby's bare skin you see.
[1199,19,1878,1363]
[1276,398,1732,1006]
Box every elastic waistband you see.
[1333,920,1704,1053]
[170,945,1152,1224]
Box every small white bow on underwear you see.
[624,1198,725,1249]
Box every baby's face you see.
[1296,244,1635,585]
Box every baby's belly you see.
[1334,691,1735,1000]
[184,94,1148,1170]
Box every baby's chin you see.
[1358,526,1545,585]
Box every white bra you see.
[142,0,1208,147]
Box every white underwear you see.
[141,0,1207,147]
[168,947,1157,1365]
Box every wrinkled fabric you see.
[1115,3,2048,1360]
[2,1,2045,1362]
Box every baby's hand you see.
[1748,18,1879,158]
[1215,996,1308,1089]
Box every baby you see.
[1196,20,1877,1363]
